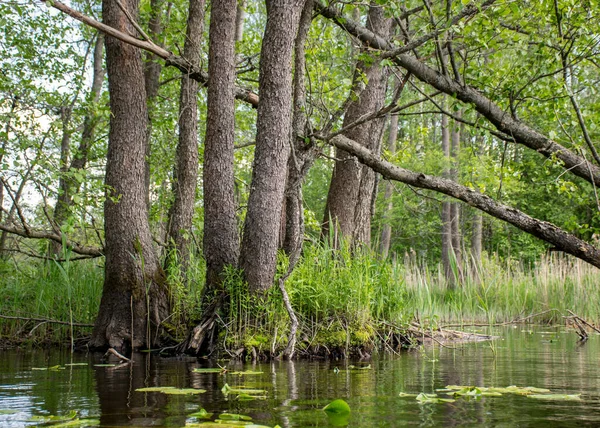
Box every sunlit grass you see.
[1,243,599,348]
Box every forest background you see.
[1,0,600,356]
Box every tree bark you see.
[379,111,399,259]
[203,0,239,291]
[165,0,205,274]
[321,5,392,248]
[235,0,246,42]
[450,113,463,281]
[90,0,169,352]
[440,114,454,286]
[330,134,600,269]
[239,0,305,292]
[282,0,315,258]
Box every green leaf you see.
[323,399,351,415]
[528,394,582,401]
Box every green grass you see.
[1,243,599,349]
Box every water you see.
[1,326,600,427]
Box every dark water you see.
[1,326,600,427]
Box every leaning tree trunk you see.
[321,5,392,248]
[165,0,205,275]
[239,0,305,293]
[90,0,169,352]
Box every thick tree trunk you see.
[321,5,392,248]
[165,0,205,274]
[239,0,305,292]
[184,0,238,355]
[90,0,169,352]
[50,35,105,257]
[282,0,315,257]
[203,0,239,290]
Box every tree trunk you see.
[165,0,205,274]
[235,0,246,42]
[321,5,392,248]
[143,0,164,210]
[90,0,169,352]
[450,113,463,282]
[282,0,315,258]
[203,0,239,290]
[239,0,305,292]
[379,110,399,259]
[440,113,454,287]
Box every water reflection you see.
[1,326,600,426]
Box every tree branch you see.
[41,0,259,107]
[327,134,600,269]
[0,223,102,257]
[316,2,600,187]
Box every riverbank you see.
[1,245,598,353]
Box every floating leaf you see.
[32,365,64,371]
[93,364,117,367]
[323,399,351,415]
[221,383,267,396]
[64,363,89,367]
[162,388,206,395]
[229,370,263,375]
[185,423,274,427]
[236,393,267,401]
[398,392,418,397]
[136,386,205,395]
[528,394,582,401]
[0,409,19,414]
[28,410,78,422]
[52,419,100,427]
[136,387,176,392]
[416,393,455,404]
[219,413,253,421]
[189,409,213,419]
[445,385,550,396]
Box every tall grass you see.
[0,255,103,344]
[2,243,599,348]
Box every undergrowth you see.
[1,243,599,351]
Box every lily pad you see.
[189,409,213,419]
[64,363,89,367]
[221,383,267,396]
[219,413,253,421]
[136,386,176,392]
[416,393,455,404]
[52,419,100,427]
[136,386,206,395]
[528,394,582,401]
[323,399,351,415]
[32,365,64,371]
[28,410,78,422]
[0,409,19,414]
[398,392,418,398]
[93,364,117,367]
